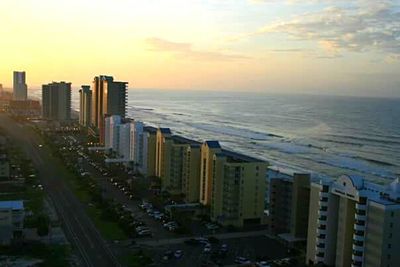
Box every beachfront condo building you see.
[142,126,157,177]
[200,141,223,205]
[13,71,27,101]
[267,168,311,241]
[155,127,201,195]
[42,81,71,122]
[182,144,202,203]
[104,115,122,152]
[79,85,92,127]
[306,175,400,267]
[129,120,144,172]
[200,141,268,227]
[91,75,127,144]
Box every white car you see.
[203,243,211,253]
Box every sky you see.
[0,0,399,97]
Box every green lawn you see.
[87,206,127,240]
[119,251,153,267]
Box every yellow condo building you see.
[155,128,201,198]
[200,141,268,227]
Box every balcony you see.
[353,234,365,242]
[316,236,325,243]
[316,245,326,254]
[352,244,364,253]
[315,255,324,263]
[319,201,328,208]
[356,203,367,211]
[354,213,366,221]
[351,254,363,263]
[319,191,329,198]
[354,224,365,231]
[318,209,328,216]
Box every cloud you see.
[243,1,400,59]
[145,38,249,62]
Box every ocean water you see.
[32,89,400,184]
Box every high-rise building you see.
[91,76,127,144]
[79,85,92,127]
[267,168,311,240]
[155,128,201,194]
[306,175,400,267]
[200,141,223,205]
[202,142,268,227]
[42,82,71,121]
[104,115,122,151]
[129,120,144,171]
[182,144,201,203]
[142,126,157,177]
[13,71,27,101]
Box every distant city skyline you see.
[0,0,399,97]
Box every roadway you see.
[0,114,120,267]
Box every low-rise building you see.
[0,201,24,245]
[306,175,400,267]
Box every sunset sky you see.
[0,0,399,97]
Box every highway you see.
[0,114,121,267]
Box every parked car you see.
[235,257,251,265]
[203,243,212,253]
[174,250,183,259]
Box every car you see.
[220,244,228,253]
[256,261,271,267]
[235,257,251,264]
[203,243,211,253]
[137,230,152,237]
[174,250,183,259]
[195,237,209,245]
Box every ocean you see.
[32,89,400,184]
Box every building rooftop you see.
[205,141,221,149]
[221,149,265,163]
[159,128,172,135]
[0,201,24,210]
[172,135,201,145]
[144,126,157,134]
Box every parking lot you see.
[148,235,291,267]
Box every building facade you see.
[0,201,24,245]
[143,126,157,177]
[79,85,92,127]
[306,175,400,267]
[42,82,71,121]
[91,76,127,144]
[13,71,27,101]
[209,148,268,227]
[104,115,122,152]
[130,120,144,172]
[182,144,201,203]
[0,155,10,179]
[200,141,223,205]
